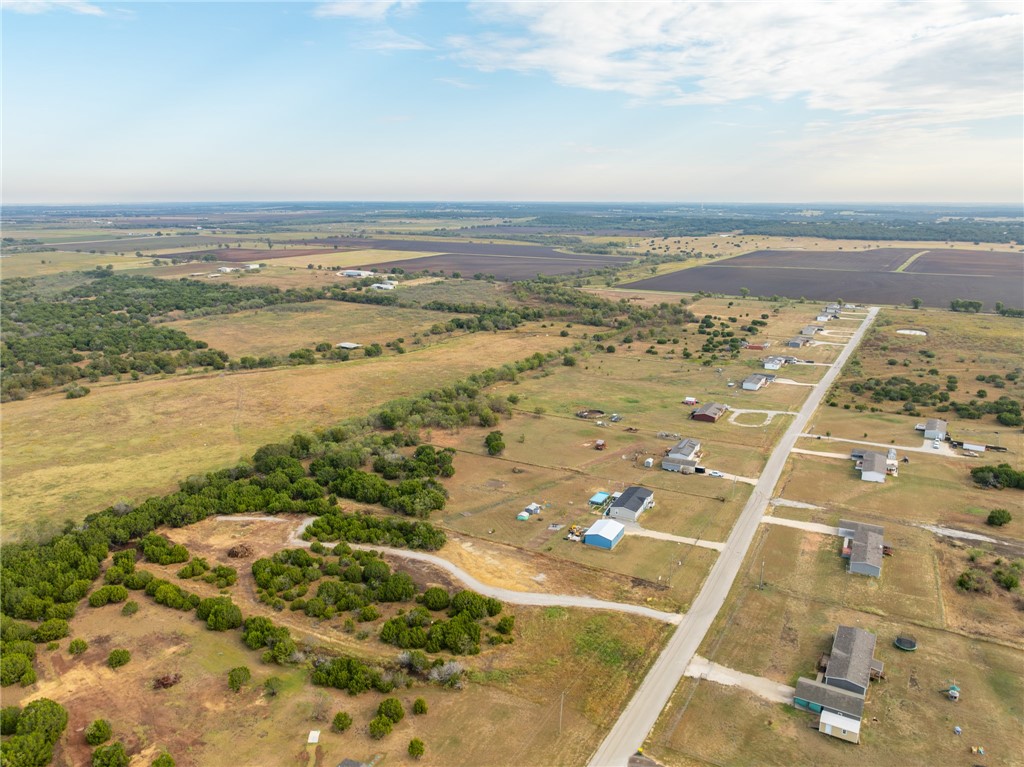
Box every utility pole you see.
[758,558,765,590]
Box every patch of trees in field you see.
[971,464,1024,490]
[0,274,316,400]
[301,511,446,550]
[0,697,68,767]
[379,589,504,656]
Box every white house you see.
[216,266,238,273]
[742,374,773,391]
[341,269,375,278]
[608,487,655,523]
[662,438,702,473]
[923,418,947,441]
[856,452,888,483]
[763,356,786,371]
[245,264,261,270]
[335,342,362,350]
[370,282,396,291]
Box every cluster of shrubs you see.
[302,511,446,551]
[0,698,68,766]
[379,590,505,655]
[176,557,238,587]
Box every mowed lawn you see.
[1,328,571,540]
[170,300,465,358]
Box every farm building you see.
[370,282,396,290]
[589,491,610,506]
[838,520,886,577]
[916,418,948,440]
[682,396,699,406]
[815,314,832,322]
[608,486,655,523]
[524,502,542,516]
[662,438,703,473]
[341,269,374,277]
[742,340,771,350]
[824,626,884,696]
[800,324,824,336]
[691,403,728,422]
[217,266,238,273]
[786,337,810,348]
[245,263,261,270]
[742,374,774,391]
[817,710,861,744]
[855,451,890,483]
[584,518,625,550]
[335,342,362,350]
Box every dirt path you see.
[683,655,796,704]
[760,516,840,536]
[621,523,726,552]
[790,447,851,460]
[769,497,823,511]
[213,515,684,625]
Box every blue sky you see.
[2,0,1021,203]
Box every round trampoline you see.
[894,635,918,651]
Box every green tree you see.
[412,698,427,715]
[92,742,129,767]
[496,615,515,635]
[263,677,284,697]
[85,719,112,746]
[68,639,88,656]
[227,666,251,693]
[408,738,425,759]
[107,649,131,669]
[1,706,21,735]
[378,697,405,723]
[121,601,139,617]
[562,354,577,367]
[910,297,923,309]
[739,287,750,299]
[421,587,450,611]
[331,711,352,733]
[152,753,175,767]
[987,508,1012,527]
[484,431,505,456]
[368,715,393,739]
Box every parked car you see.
[708,470,724,477]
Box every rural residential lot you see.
[1,208,1021,767]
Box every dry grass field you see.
[0,328,571,541]
[170,300,465,358]
[772,451,1021,537]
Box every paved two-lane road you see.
[588,307,879,766]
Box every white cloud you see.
[436,77,477,90]
[2,0,105,15]
[313,0,418,21]
[448,1,1022,124]
[360,28,430,50]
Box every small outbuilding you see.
[335,342,362,350]
[524,503,542,515]
[584,518,625,550]
[589,491,610,506]
[516,511,531,521]
[786,337,810,348]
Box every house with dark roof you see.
[824,626,884,696]
[662,438,702,473]
[786,336,810,348]
[691,403,728,423]
[607,486,654,523]
[742,374,774,391]
[793,625,884,744]
[800,324,824,336]
[838,520,885,577]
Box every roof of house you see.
[794,678,865,718]
[589,491,610,504]
[693,402,728,418]
[925,418,948,431]
[839,520,884,538]
[587,518,625,541]
[787,336,808,344]
[851,530,884,571]
[668,438,701,459]
[860,452,889,475]
[613,486,653,512]
[826,626,879,691]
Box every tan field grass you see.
[169,300,464,358]
[0,328,570,541]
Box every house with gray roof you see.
[794,678,866,719]
[607,486,655,523]
[691,403,728,422]
[662,438,702,473]
[838,520,886,577]
[824,626,884,696]
[856,451,889,483]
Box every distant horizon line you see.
[4,200,1022,208]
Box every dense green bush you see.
[85,718,112,746]
[377,697,405,723]
[368,715,393,739]
[91,741,129,767]
[69,638,88,655]
[107,649,131,669]
[227,666,251,693]
[413,697,428,715]
[331,712,352,733]
[987,508,1013,526]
